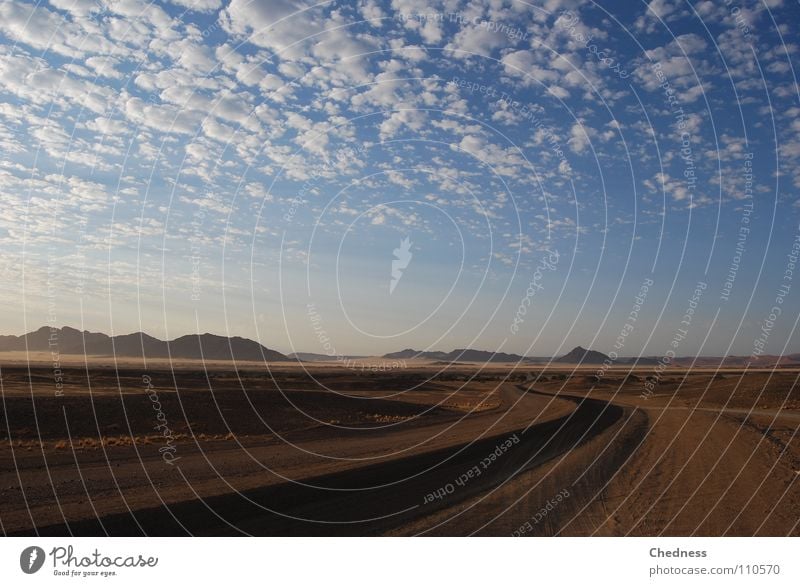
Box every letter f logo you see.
[20,546,45,574]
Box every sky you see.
[0,0,798,358]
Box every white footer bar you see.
[1,537,796,584]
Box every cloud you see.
[634,34,714,103]
[379,109,427,140]
[501,50,559,86]
[447,24,511,58]
[48,0,100,16]
[359,0,386,24]
[85,56,124,79]
[568,121,590,154]
[169,0,224,12]
[634,0,686,33]
[0,1,104,57]
[123,96,203,135]
[391,0,445,43]
[220,0,323,58]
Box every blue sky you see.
[0,0,798,357]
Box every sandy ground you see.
[1,360,798,535]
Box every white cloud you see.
[105,0,174,33]
[0,1,103,57]
[634,34,714,103]
[123,96,202,135]
[379,109,427,140]
[634,0,685,33]
[169,0,223,12]
[85,56,124,79]
[501,50,559,85]
[391,0,444,44]
[48,0,100,16]
[447,25,510,58]
[220,0,323,58]
[359,0,386,24]
[568,122,590,154]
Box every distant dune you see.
[287,352,369,362]
[625,356,661,366]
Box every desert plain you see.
[1,355,798,536]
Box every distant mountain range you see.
[382,348,536,362]
[383,346,616,364]
[2,328,799,366]
[385,346,706,364]
[0,326,290,362]
[381,346,800,366]
[381,347,593,363]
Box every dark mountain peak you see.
[115,331,160,340]
[184,332,218,340]
[556,346,610,364]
